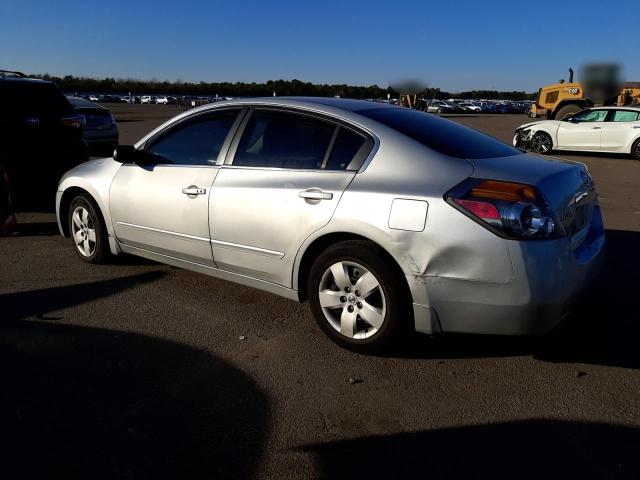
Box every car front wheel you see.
[308,240,409,352]
[68,194,111,264]
[529,131,553,154]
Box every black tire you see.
[554,104,582,121]
[631,138,640,161]
[529,131,553,155]
[68,193,111,264]
[307,240,410,353]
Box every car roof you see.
[134,97,398,149]
[592,105,640,111]
[0,76,54,85]
[67,96,105,109]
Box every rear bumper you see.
[409,207,605,335]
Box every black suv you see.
[0,70,88,209]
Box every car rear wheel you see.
[308,240,409,352]
[530,131,553,154]
[68,194,111,264]
[631,138,640,161]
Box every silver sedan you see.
[56,97,604,352]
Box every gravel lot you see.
[2,104,639,479]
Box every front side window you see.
[572,109,607,122]
[147,109,239,166]
[609,110,640,122]
[233,110,335,169]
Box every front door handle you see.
[592,126,602,130]
[182,186,206,195]
[299,189,333,201]
[633,126,640,129]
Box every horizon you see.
[1,0,637,91]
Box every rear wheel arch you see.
[295,232,411,303]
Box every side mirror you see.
[113,145,154,164]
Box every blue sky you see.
[1,0,637,92]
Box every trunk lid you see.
[468,153,597,249]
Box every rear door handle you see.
[633,126,640,129]
[299,189,333,200]
[592,126,602,130]
[182,186,206,195]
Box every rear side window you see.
[0,80,73,116]
[359,107,520,159]
[325,127,366,170]
[234,111,335,169]
[609,110,640,122]
[147,109,239,166]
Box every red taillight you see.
[446,178,561,240]
[61,114,84,128]
[454,199,500,220]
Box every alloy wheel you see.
[71,206,97,257]
[318,261,387,339]
[530,133,551,153]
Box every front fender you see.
[56,158,122,236]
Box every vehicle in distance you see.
[140,95,154,104]
[55,97,604,352]
[155,96,169,104]
[68,96,119,156]
[514,106,640,159]
[0,70,87,209]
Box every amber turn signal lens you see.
[468,180,538,203]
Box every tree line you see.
[31,73,535,100]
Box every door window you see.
[325,127,366,170]
[233,111,335,169]
[572,109,608,122]
[609,110,640,122]
[147,109,240,165]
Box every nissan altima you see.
[56,97,604,352]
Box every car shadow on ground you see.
[300,419,640,479]
[0,273,270,480]
[7,220,59,237]
[391,229,640,370]
[551,150,633,161]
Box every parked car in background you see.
[55,97,604,352]
[426,101,454,114]
[514,106,640,159]
[68,96,119,156]
[88,95,99,102]
[155,96,168,104]
[140,95,153,104]
[459,102,482,112]
[0,70,87,209]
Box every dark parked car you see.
[68,97,119,156]
[0,70,88,209]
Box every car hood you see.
[516,120,561,130]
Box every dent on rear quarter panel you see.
[334,133,513,284]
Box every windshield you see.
[359,107,520,159]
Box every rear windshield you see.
[0,80,74,116]
[359,107,520,159]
